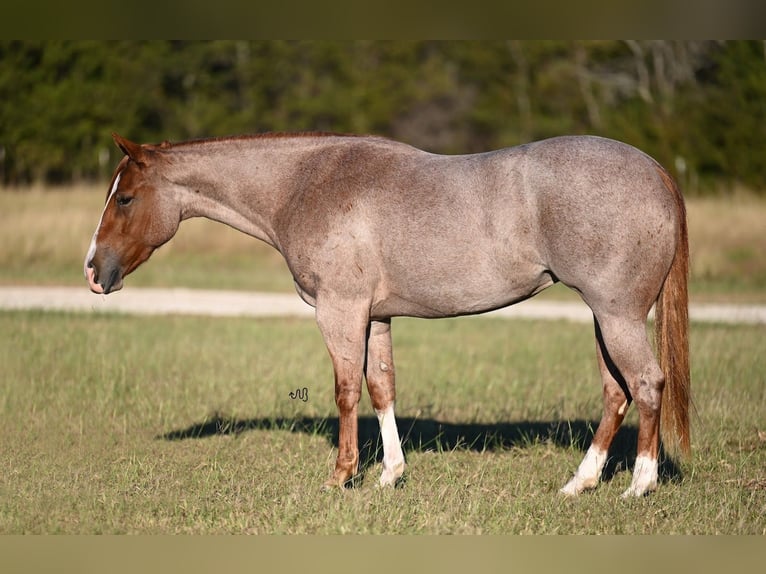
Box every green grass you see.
[1,311,763,534]
[1,184,764,533]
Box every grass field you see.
[1,185,766,301]
[0,185,764,533]
[0,311,763,534]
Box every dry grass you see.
[1,185,765,300]
[0,185,292,291]
[686,190,766,301]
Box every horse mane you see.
[157,131,379,150]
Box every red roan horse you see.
[85,132,690,497]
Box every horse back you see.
[275,135,679,319]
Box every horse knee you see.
[335,384,362,411]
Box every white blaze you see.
[83,172,122,277]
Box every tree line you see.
[1,40,764,193]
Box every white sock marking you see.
[621,454,658,498]
[376,403,405,487]
[560,445,607,496]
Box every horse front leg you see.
[316,300,369,489]
[365,319,405,487]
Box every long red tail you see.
[654,167,691,456]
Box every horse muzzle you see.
[85,256,124,295]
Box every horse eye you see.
[116,195,134,207]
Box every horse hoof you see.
[560,478,584,496]
[322,478,345,490]
[620,485,654,498]
[322,469,355,490]
[377,462,406,488]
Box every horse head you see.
[84,133,181,294]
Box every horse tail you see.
[654,166,692,457]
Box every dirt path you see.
[1,286,764,325]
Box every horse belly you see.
[371,250,551,319]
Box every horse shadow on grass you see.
[159,413,682,488]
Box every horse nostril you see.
[103,266,121,295]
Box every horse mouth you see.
[86,264,123,294]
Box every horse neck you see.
[164,137,314,248]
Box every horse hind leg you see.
[365,319,406,487]
[589,312,665,497]
[561,317,632,495]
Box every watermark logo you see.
[289,387,309,402]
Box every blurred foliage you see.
[1,40,764,193]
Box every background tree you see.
[0,40,763,193]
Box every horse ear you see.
[112,133,146,165]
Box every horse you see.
[84,132,690,497]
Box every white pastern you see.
[560,445,608,496]
[83,172,122,277]
[376,404,405,487]
[621,454,658,498]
